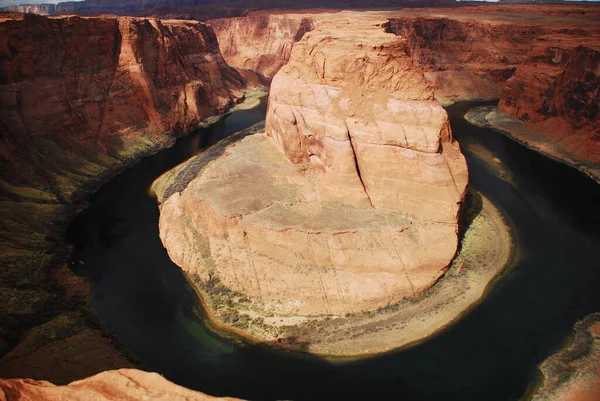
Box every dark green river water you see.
[68,99,600,401]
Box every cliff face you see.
[208,6,600,105]
[0,369,244,401]
[383,16,546,104]
[489,33,600,182]
[0,13,245,383]
[0,13,244,195]
[208,14,315,79]
[499,34,600,127]
[154,12,468,354]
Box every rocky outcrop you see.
[0,13,245,195]
[532,313,600,401]
[0,12,245,382]
[490,34,600,182]
[208,14,315,79]
[0,369,244,401]
[154,12,468,354]
[499,34,600,127]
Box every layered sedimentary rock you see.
[209,14,315,79]
[0,13,244,193]
[384,6,600,104]
[0,12,245,382]
[491,34,600,182]
[155,13,467,351]
[208,6,600,104]
[0,369,243,401]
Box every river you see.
[67,99,600,401]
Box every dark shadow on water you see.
[66,99,600,401]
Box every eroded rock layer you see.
[0,13,246,382]
[209,14,315,79]
[0,369,243,401]
[491,33,600,182]
[384,6,600,104]
[155,13,468,348]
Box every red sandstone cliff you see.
[0,12,246,383]
[490,33,600,182]
[208,14,315,79]
[384,6,600,104]
[208,6,600,104]
[0,13,245,195]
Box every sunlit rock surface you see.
[155,13,468,352]
[0,369,244,401]
[0,12,246,383]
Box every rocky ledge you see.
[0,369,243,401]
[154,14,511,355]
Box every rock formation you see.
[0,12,246,382]
[154,12,468,353]
[532,313,600,401]
[208,14,315,79]
[0,369,243,401]
[383,6,600,104]
[209,6,600,104]
[489,33,600,182]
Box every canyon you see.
[152,11,521,356]
[0,11,247,383]
[0,3,599,401]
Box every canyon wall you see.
[489,33,600,182]
[383,15,544,104]
[208,14,314,79]
[384,6,600,104]
[209,6,600,104]
[0,12,245,383]
[499,34,600,129]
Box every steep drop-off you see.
[151,12,493,356]
[384,6,600,105]
[0,12,246,383]
[208,14,315,79]
[491,34,600,182]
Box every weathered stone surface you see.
[0,13,246,383]
[384,6,600,104]
[155,13,468,350]
[0,369,244,401]
[209,14,314,79]
[0,13,245,193]
[492,34,600,183]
